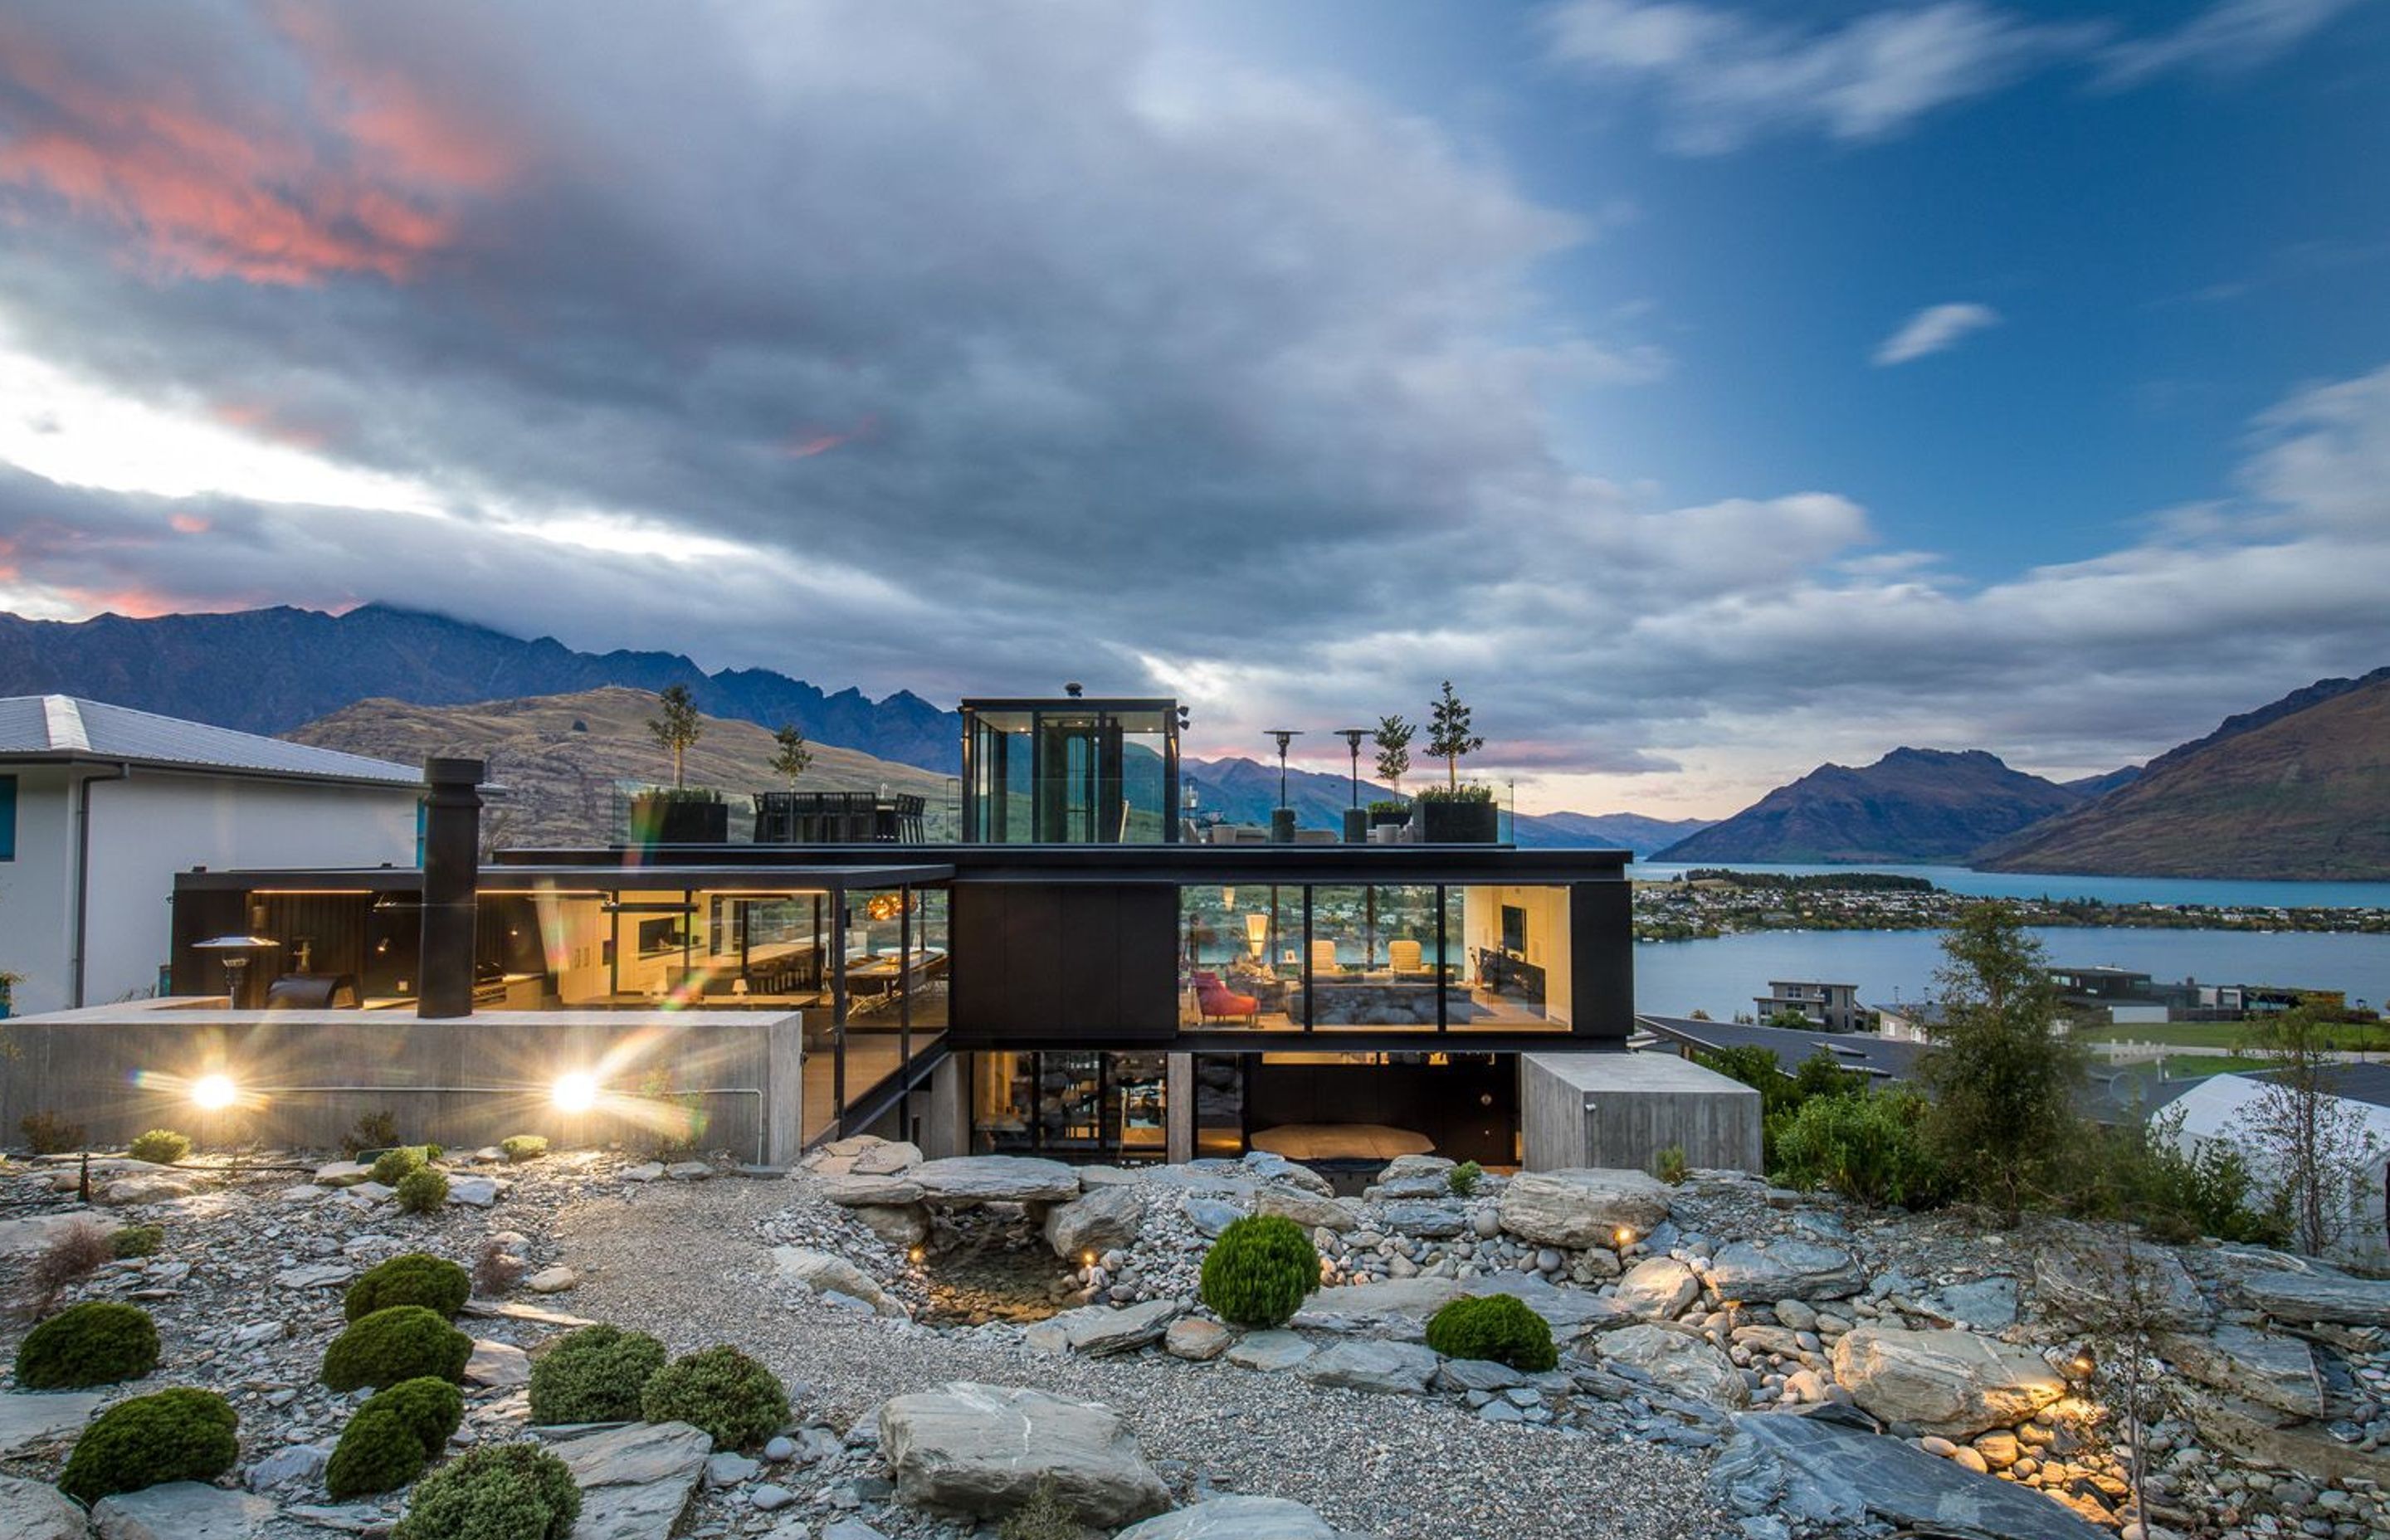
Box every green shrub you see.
[638,1345,789,1450]
[997,1476,1080,1540]
[1424,1294,1558,1372]
[343,1111,402,1159]
[110,1224,165,1260]
[58,1386,237,1504]
[326,1377,465,1499]
[529,1324,666,1425]
[1772,1089,1948,1209]
[393,1443,580,1540]
[500,1134,549,1162]
[394,1168,451,1214]
[1446,1160,1482,1197]
[1651,1145,1689,1186]
[20,1110,86,1155]
[127,1128,191,1165]
[323,1306,473,1392]
[14,1300,161,1389]
[1198,1215,1318,1328]
[371,1146,435,1186]
[2060,1110,2293,1248]
[347,1253,471,1322]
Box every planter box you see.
[1415,798,1499,844]
[1368,808,1412,829]
[629,795,729,845]
[1342,808,1369,844]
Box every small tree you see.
[2075,1231,2177,1538]
[769,724,813,788]
[1425,680,1482,791]
[1372,714,1413,795]
[1917,901,2086,1222]
[2236,1004,2381,1255]
[646,685,703,788]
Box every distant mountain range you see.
[1182,755,1710,855]
[1652,748,2087,864]
[1975,666,2390,880]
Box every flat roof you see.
[177,861,958,893]
[488,841,1631,883]
[0,695,420,788]
[1525,1049,1763,1097]
[1636,1014,1926,1082]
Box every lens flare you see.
[553,1072,598,1114]
[191,1074,238,1111]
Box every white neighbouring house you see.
[0,696,422,1016]
[2160,1065,2390,1267]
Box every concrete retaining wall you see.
[1521,1050,1763,1173]
[0,1001,806,1164]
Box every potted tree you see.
[1417,681,1497,843]
[752,722,815,841]
[629,685,727,844]
[1369,714,1414,842]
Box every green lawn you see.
[2077,1019,2388,1052]
[2154,1054,2275,1079]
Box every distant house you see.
[1871,999,1945,1043]
[2160,1065,2390,1266]
[0,697,422,1016]
[1750,980,1871,1033]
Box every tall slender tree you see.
[1424,680,1482,791]
[1372,714,1413,796]
[770,723,814,788]
[646,685,703,788]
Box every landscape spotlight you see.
[552,1072,598,1114]
[1612,1226,1635,1250]
[191,1074,238,1111]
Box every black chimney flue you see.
[417,757,485,1019]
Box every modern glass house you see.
[166,696,1632,1169]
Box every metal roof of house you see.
[0,695,420,787]
[1636,1014,1927,1082]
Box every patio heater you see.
[192,934,280,1008]
[1265,729,1301,843]
[1335,728,1368,844]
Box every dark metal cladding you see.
[417,757,485,1018]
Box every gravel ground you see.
[551,1178,1737,1540]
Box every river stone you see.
[2232,1266,2390,1326]
[1025,1299,1181,1357]
[1831,1328,2067,1439]
[1183,1197,1243,1238]
[1044,1185,1147,1259]
[773,1245,905,1318]
[553,1420,712,1540]
[878,1382,1169,1526]
[907,1157,1080,1205]
[446,1176,500,1207]
[852,1205,929,1247]
[524,1265,578,1294]
[1374,1201,1466,1238]
[851,1140,922,1176]
[822,1174,926,1207]
[1593,1324,1749,1410]
[1166,1318,1232,1361]
[1296,1338,1441,1394]
[311,1161,371,1187]
[1705,1240,1863,1303]
[1255,1186,1356,1232]
[91,1483,277,1539]
[0,1212,110,1257]
[1615,1256,1702,1318]
[1225,1330,1315,1372]
[1115,1495,1339,1539]
[0,1390,105,1454]
[1437,1357,1527,1392]
[2033,1237,2205,1328]
[246,1440,332,1491]
[466,1338,531,1388]
[2159,1325,2325,1419]
[0,1473,85,1540]
[1297,1276,1460,1334]
[1496,1169,1671,1249]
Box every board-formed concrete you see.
[1521,1050,1763,1173]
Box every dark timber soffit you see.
[486,843,1632,884]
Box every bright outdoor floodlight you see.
[191,1074,238,1112]
[552,1072,599,1114]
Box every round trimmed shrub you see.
[347,1253,471,1322]
[529,1323,666,1425]
[326,1377,466,1499]
[500,1134,549,1162]
[324,1305,473,1392]
[638,1345,789,1450]
[58,1386,237,1504]
[370,1146,434,1186]
[15,1300,161,1389]
[393,1443,580,1540]
[126,1128,191,1165]
[110,1224,165,1260]
[1198,1215,1319,1328]
[1424,1294,1558,1372]
[394,1168,451,1214]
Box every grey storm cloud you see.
[0,0,2384,807]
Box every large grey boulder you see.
[1830,1328,2066,1439]
[822,1174,926,1207]
[1254,1186,1356,1232]
[1295,1276,1458,1335]
[1043,1185,1146,1259]
[2033,1237,2205,1328]
[1239,1152,1333,1196]
[2160,1324,2324,1419]
[0,1474,85,1540]
[2175,1384,2390,1485]
[97,1174,195,1207]
[0,1390,105,1455]
[551,1419,713,1540]
[1295,1339,1441,1394]
[906,1157,1080,1205]
[851,1140,922,1175]
[851,1205,929,1247]
[0,1213,110,1258]
[1705,1240,1863,1303]
[1115,1496,1339,1538]
[1495,1169,1671,1249]
[1592,1324,1749,1410]
[91,1483,276,1539]
[772,1246,906,1318]
[1373,1201,1466,1238]
[878,1382,1169,1526]
[1024,1298,1182,1357]
[2232,1266,2390,1327]
[1711,1409,2108,1540]
[1613,1256,1701,1319]
[1364,1153,1457,1202]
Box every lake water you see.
[1635,927,2390,1019]
[1626,862,2390,910]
